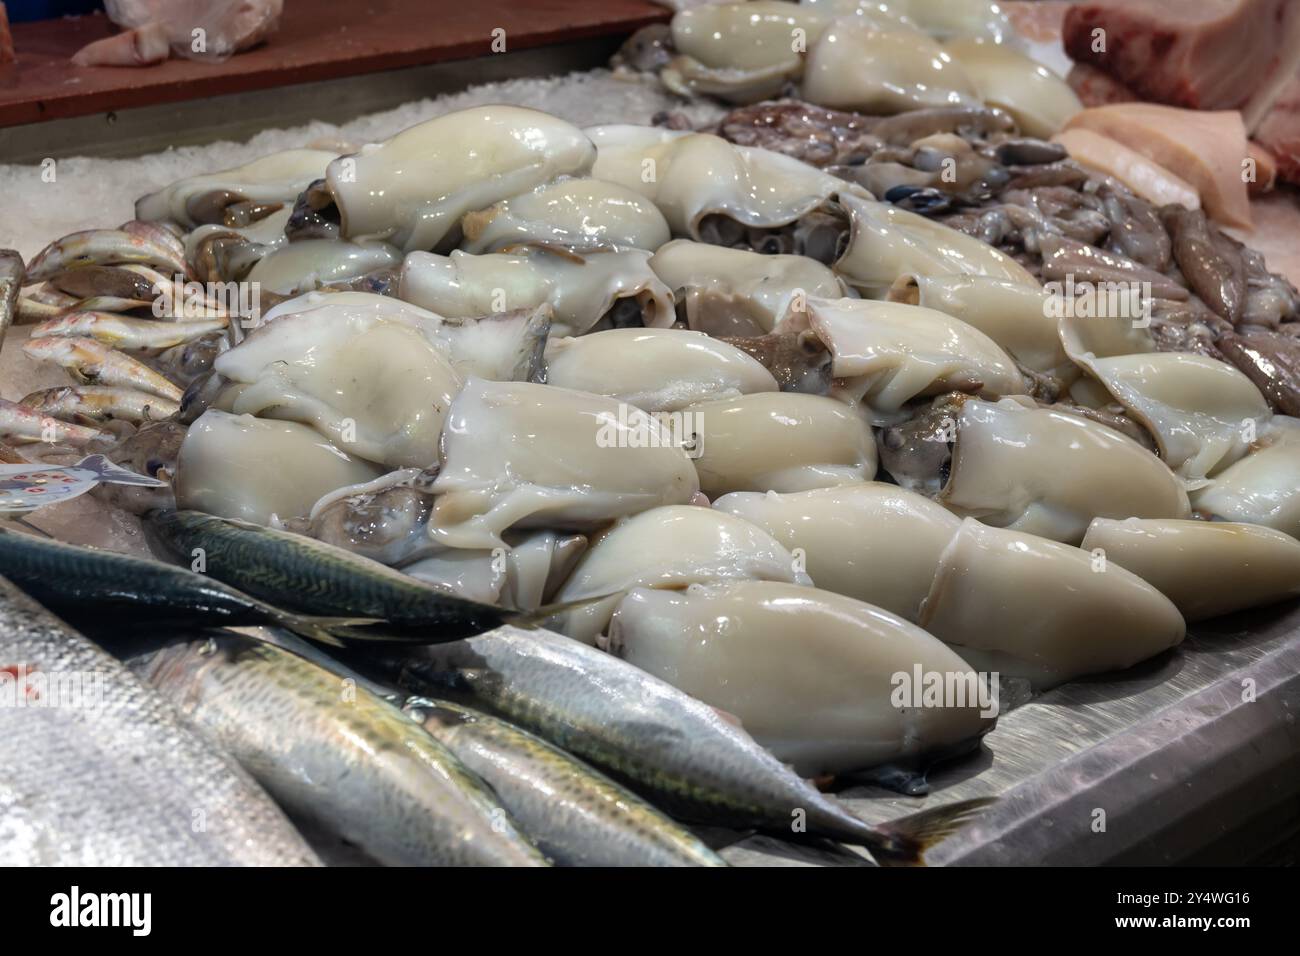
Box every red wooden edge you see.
[0,0,668,128]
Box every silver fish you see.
[133,632,550,866]
[367,626,993,864]
[0,578,320,865]
[406,696,728,867]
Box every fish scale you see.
[0,577,319,866]
[133,633,549,866]
[407,696,727,866]
[0,527,355,646]
[144,510,517,637]
[367,626,994,862]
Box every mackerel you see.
[406,696,727,867]
[133,632,548,866]
[0,527,363,647]
[364,626,993,864]
[145,509,562,640]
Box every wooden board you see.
[0,0,668,128]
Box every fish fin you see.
[869,796,997,867]
[687,824,755,852]
[270,612,388,649]
[506,591,626,630]
[318,620,442,643]
[74,454,168,487]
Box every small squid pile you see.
[5,64,1300,802]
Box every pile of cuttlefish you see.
[2,89,1299,865]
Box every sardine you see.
[133,633,548,866]
[33,312,228,350]
[406,696,727,867]
[23,336,184,401]
[0,397,104,446]
[24,228,189,285]
[364,626,993,864]
[0,577,320,865]
[0,527,366,647]
[20,385,180,424]
[0,249,22,348]
[144,509,563,640]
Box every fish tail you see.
[506,591,623,629]
[862,796,997,866]
[75,453,167,486]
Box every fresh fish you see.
[16,295,65,323]
[132,633,549,866]
[363,626,994,864]
[23,336,184,401]
[121,218,187,262]
[0,397,104,446]
[144,509,567,640]
[0,527,366,646]
[23,228,189,285]
[0,577,320,865]
[27,283,79,308]
[49,265,159,303]
[0,249,21,347]
[74,294,157,313]
[33,312,228,350]
[20,385,179,424]
[405,696,727,867]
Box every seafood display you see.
[3,6,1299,869]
